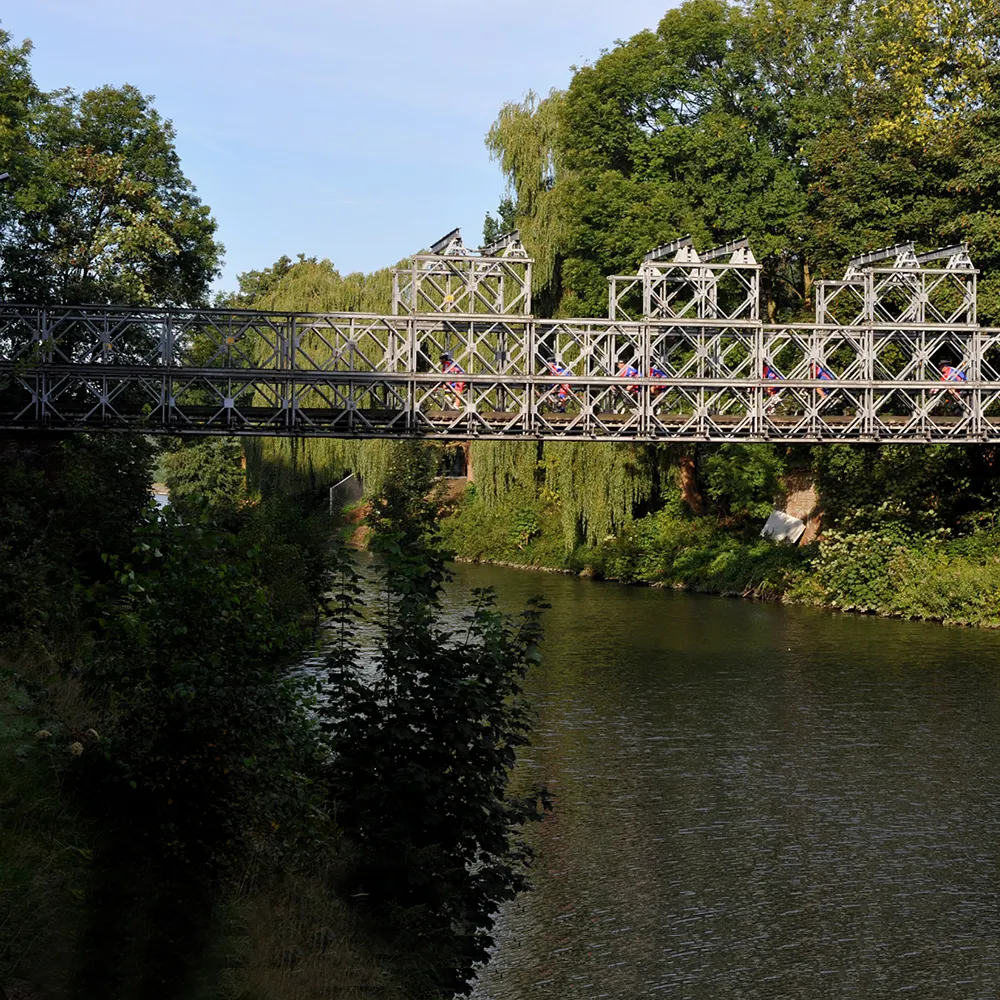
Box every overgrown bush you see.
[161,436,247,511]
[322,445,549,996]
[812,525,912,612]
[0,434,156,643]
[702,444,786,521]
[812,444,990,531]
[65,505,329,998]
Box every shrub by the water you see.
[322,445,550,997]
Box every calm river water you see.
[442,562,1000,1000]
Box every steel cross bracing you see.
[3,239,1000,443]
[392,229,532,318]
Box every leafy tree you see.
[487,0,1000,321]
[0,30,225,651]
[0,434,156,641]
[72,506,325,997]
[486,88,566,306]
[482,195,516,247]
[0,28,222,306]
[250,253,397,313]
[322,445,549,995]
[216,253,294,308]
[232,254,413,502]
[702,443,786,521]
[812,443,987,532]
[162,437,246,512]
[0,29,43,291]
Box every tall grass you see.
[214,862,421,1000]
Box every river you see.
[440,562,1000,999]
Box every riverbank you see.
[441,487,1000,629]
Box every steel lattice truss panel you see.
[4,301,1000,442]
[609,261,761,323]
[816,265,977,326]
[392,253,532,317]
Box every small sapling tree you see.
[322,444,549,995]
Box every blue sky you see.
[12,1,675,292]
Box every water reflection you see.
[448,565,1000,999]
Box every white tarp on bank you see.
[760,509,806,544]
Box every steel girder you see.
[816,264,977,327]
[4,304,1000,442]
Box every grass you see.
[214,861,423,1000]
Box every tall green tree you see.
[323,445,548,996]
[0,28,224,642]
[487,0,1000,321]
[0,29,222,306]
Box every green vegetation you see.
[322,446,549,996]
[443,443,809,598]
[442,440,1000,628]
[0,29,221,306]
[1,435,546,998]
[486,0,1000,321]
[0,28,543,1000]
[225,254,413,497]
[238,0,1000,637]
[6,2,1000,992]
[428,0,1000,628]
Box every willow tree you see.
[237,256,409,497]
[486,89,567,311]
[468,440,660,552]
[474,0,1000,555]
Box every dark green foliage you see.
[812,444,986,532]
[483,196,516,247]
[83,508,321,870]
[323,445,548,996]
[1,433,335,996]
[161,437,246,512]
[0,434,156,640]
[0,29,221,306]
[67,501,330,997]
[702,444,786,521]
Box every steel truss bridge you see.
[2,229,999,443]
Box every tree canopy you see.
[0,28,222,305]
[487,0,1000,321]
